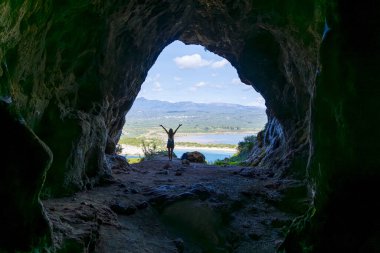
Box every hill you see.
[122,98,267,137]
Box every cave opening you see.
[103,37,303,252]
[118,40,268,164]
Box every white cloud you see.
[188,81,207,92]
[232,78,242,85]
[211,59,229,68]
[173,76,182,81]
[210,83,224,89]
[152,81,162,92]
[173,54,229,69]
[174,54,212,69]
[211,73,218,77]
[195,81,206,87]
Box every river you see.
[174,147,236,164]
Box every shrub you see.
[213,135,256,166]
[237,135,256,156]
[141,140,168,159]
[127,157,144,164]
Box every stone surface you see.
[43,157,298,252]
[110,202,137,216]
[44,198,120,252]
[173,238,185,253]
[0,100,52,251]
[281,2,380,251]
[181,159,190,165]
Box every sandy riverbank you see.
[119,144,237,156]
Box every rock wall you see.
[1,0,322,196]
[1,0,379,252]
[281,1,380,252]
[1,0,110,197]
[0,99,52,251]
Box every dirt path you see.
[44,156,307,253]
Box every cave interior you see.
[1,0,380,252]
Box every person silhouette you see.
[160,124,182,161]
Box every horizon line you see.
[136,96,266,108]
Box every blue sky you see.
[137,41,266,108]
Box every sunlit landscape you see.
[118,41,267,162]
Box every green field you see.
[121,98,267,142]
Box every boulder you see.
[105,154,129,171]
[181,151,206,163]
[109,202,137,216]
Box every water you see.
[174,133,254,163]
[126,155,141,159]
[175,133,255,145]
[174,148,235,163]
[126,149,235,163]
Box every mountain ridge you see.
[130,97,266,113]
[123,97,268,136]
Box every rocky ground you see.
[43,156,308,253]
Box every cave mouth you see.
[118,40,268,164]
[1,1,324,251]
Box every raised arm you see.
[160,124,169,134]
[173,124,182,135]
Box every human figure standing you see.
[160,124,182,161]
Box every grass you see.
[119,136,163,146]
[127,157,143,164]
[175,142,237,149]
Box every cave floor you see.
[44,157,305,253]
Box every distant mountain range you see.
[124,97,267,136]
[129,97,266,114]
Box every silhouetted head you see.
[169,128,173,137]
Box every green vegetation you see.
[141,140,175,160]
[118,99,266,164]
[213,135,256,166]
[119,136,163,146]
[175,142,236,149]
[127,157,144,164]
[119,136,237,149]
[121,98,267,138]
[119,100,265,164]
